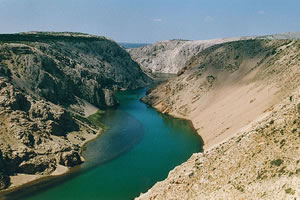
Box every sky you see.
[0,0,300,43]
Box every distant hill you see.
[255,32,300,40]
[128,38,240,75]
[119,43,149,49]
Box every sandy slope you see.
[137,88,300,199]
[142,39,300,150]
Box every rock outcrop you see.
[128,38,240,75]
[0,32,151,190]
[138,38,300,199]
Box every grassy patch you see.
[73,114,90,124]
[87,110,106,129]
[73,110,106,130]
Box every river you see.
[6,87,203,200]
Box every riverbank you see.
[142,82,281,150]
[136,39,300,199]
[136,89,300,199]
[13,87,203,200]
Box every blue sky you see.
[0,0,299,43]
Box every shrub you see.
[285,188,295,195]
[270,159,283,166]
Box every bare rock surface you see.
[0,32,151,108]
[128,38,240,75]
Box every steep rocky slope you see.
[0,32,151,108]
[128,38,240,75]
[0,32,151,190]
[139,38,300,199]
[137,89,300,200]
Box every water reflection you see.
[81,109,144,170]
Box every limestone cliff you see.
[0,32,151,108]
[138,38,300,199]
[0,32,151,190]
[128,38,240,75]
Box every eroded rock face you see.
[103,89,119,107]
[0,32,152,108]
[0,32,152,190]
[0,152,9,190]
[128,38,240,75]
[18,156,56,174]
[58,151,82,167]
[0,82,31,112]
[0,173,10,190]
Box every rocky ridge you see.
[0,32,151,190]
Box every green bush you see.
[285,188,295,194]
[270,159,283,166]
[73,110,106,129]
[87,110,106,129]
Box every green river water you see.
[6,87,203,200]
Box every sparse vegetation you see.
[0,32,105,44]
[73,110,106,130]
[270,159,283,166]
[285,188,295,195]
[87,110,106,129]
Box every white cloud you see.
[257,10,265,15]
[153,18,162,22]
[204,16,213,23]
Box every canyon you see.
[0,31,299,200]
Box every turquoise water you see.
[8,87,203,200]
